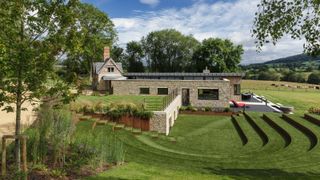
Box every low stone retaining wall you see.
[150,95,182,135]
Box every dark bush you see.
[307,71,320,84]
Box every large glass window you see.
[234,84,241,95]
[198,89,219,100]
[140,88,150,95]
[158,88,168,95]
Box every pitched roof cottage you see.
[92,47,126,91]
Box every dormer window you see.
[108,67,114,72]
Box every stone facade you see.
[150,95,181,135]
[226,77,242,101]
[112,79,232,108]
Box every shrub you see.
[25,104,75,167]
[307,71,320,84]
[179,106,187,111]
[69,102,83,113]
[134,110,154,119]
[185,105,197,112]
[224,107,231,112]
[93,102,105,114]
[309,107,320,115]
[204,107,212,112]
[92,92,100,96]
[83,104,94,114]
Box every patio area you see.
[231,94,283,113]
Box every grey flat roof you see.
[124,72,245,77]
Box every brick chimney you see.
[103,46,110,60]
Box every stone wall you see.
[150,95,181,135]
[226,77,242,101]
[112,79,231,108]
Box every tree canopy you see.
[0,0,98,170]
[126,41,145,72]
[253,0,320,56]
[63,3,116,83]
[142,29,199,72]
[191,38,243,73]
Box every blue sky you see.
[82,0,304,64]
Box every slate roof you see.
[93,58,123,74]
[124,72,245,77]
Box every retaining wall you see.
[150,95,182,135]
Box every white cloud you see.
[139,0,159,7]
[113,0,304,64]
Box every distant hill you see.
[263,54,320,64]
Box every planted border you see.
[262,114,291,148]
[231,116,248,146]
[244,112,268,146]
[282,114,318,151]
[304,114,320,126]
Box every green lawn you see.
[78,113,320,179]
[75,80,320,179]
[77,95,165,111]
[242,80,320,114]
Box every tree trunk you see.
[15,86,22,171]
[15,5,24,171]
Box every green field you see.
[243,80,320,114]
[77,95,165,111]
[80,113,320,179]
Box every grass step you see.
[231,116,247,145]
[232,115,263,150]
[262,114,291,148]
[244,112,268,146]
[266,113,309,152]
[248,113,286,151]
[282,114,317,151]
[290,114,320,152]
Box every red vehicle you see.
[230,100,247,108]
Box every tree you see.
[142,29,199,72]
[63,3,116,83]
[0,0,78,170]
[111,45,127,71]
[258,70,281,81]
[253,0,320,56]
[126,41,145,72]
[191,38,243,73]
[282,71,306,83]
[308,71,320,84]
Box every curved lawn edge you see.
[282,114,318,151]
[244,112,269,146]
[231,115,248,146]
[262,114,292,148]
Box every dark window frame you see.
[158,88,169,95]
[198,89,219,100]
[140,87,150,95]
[234,84,241,95]
[108,67,115,72]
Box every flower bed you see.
[72,101,153,131]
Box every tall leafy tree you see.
[126,41,145,72]
[63,3,116,82]
[111,45,127,71]
[253,0,320,56]
[142,29,199,72]
[191,38,243,73]
[0,0,78,170]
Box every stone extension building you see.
[93,47,244,109]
